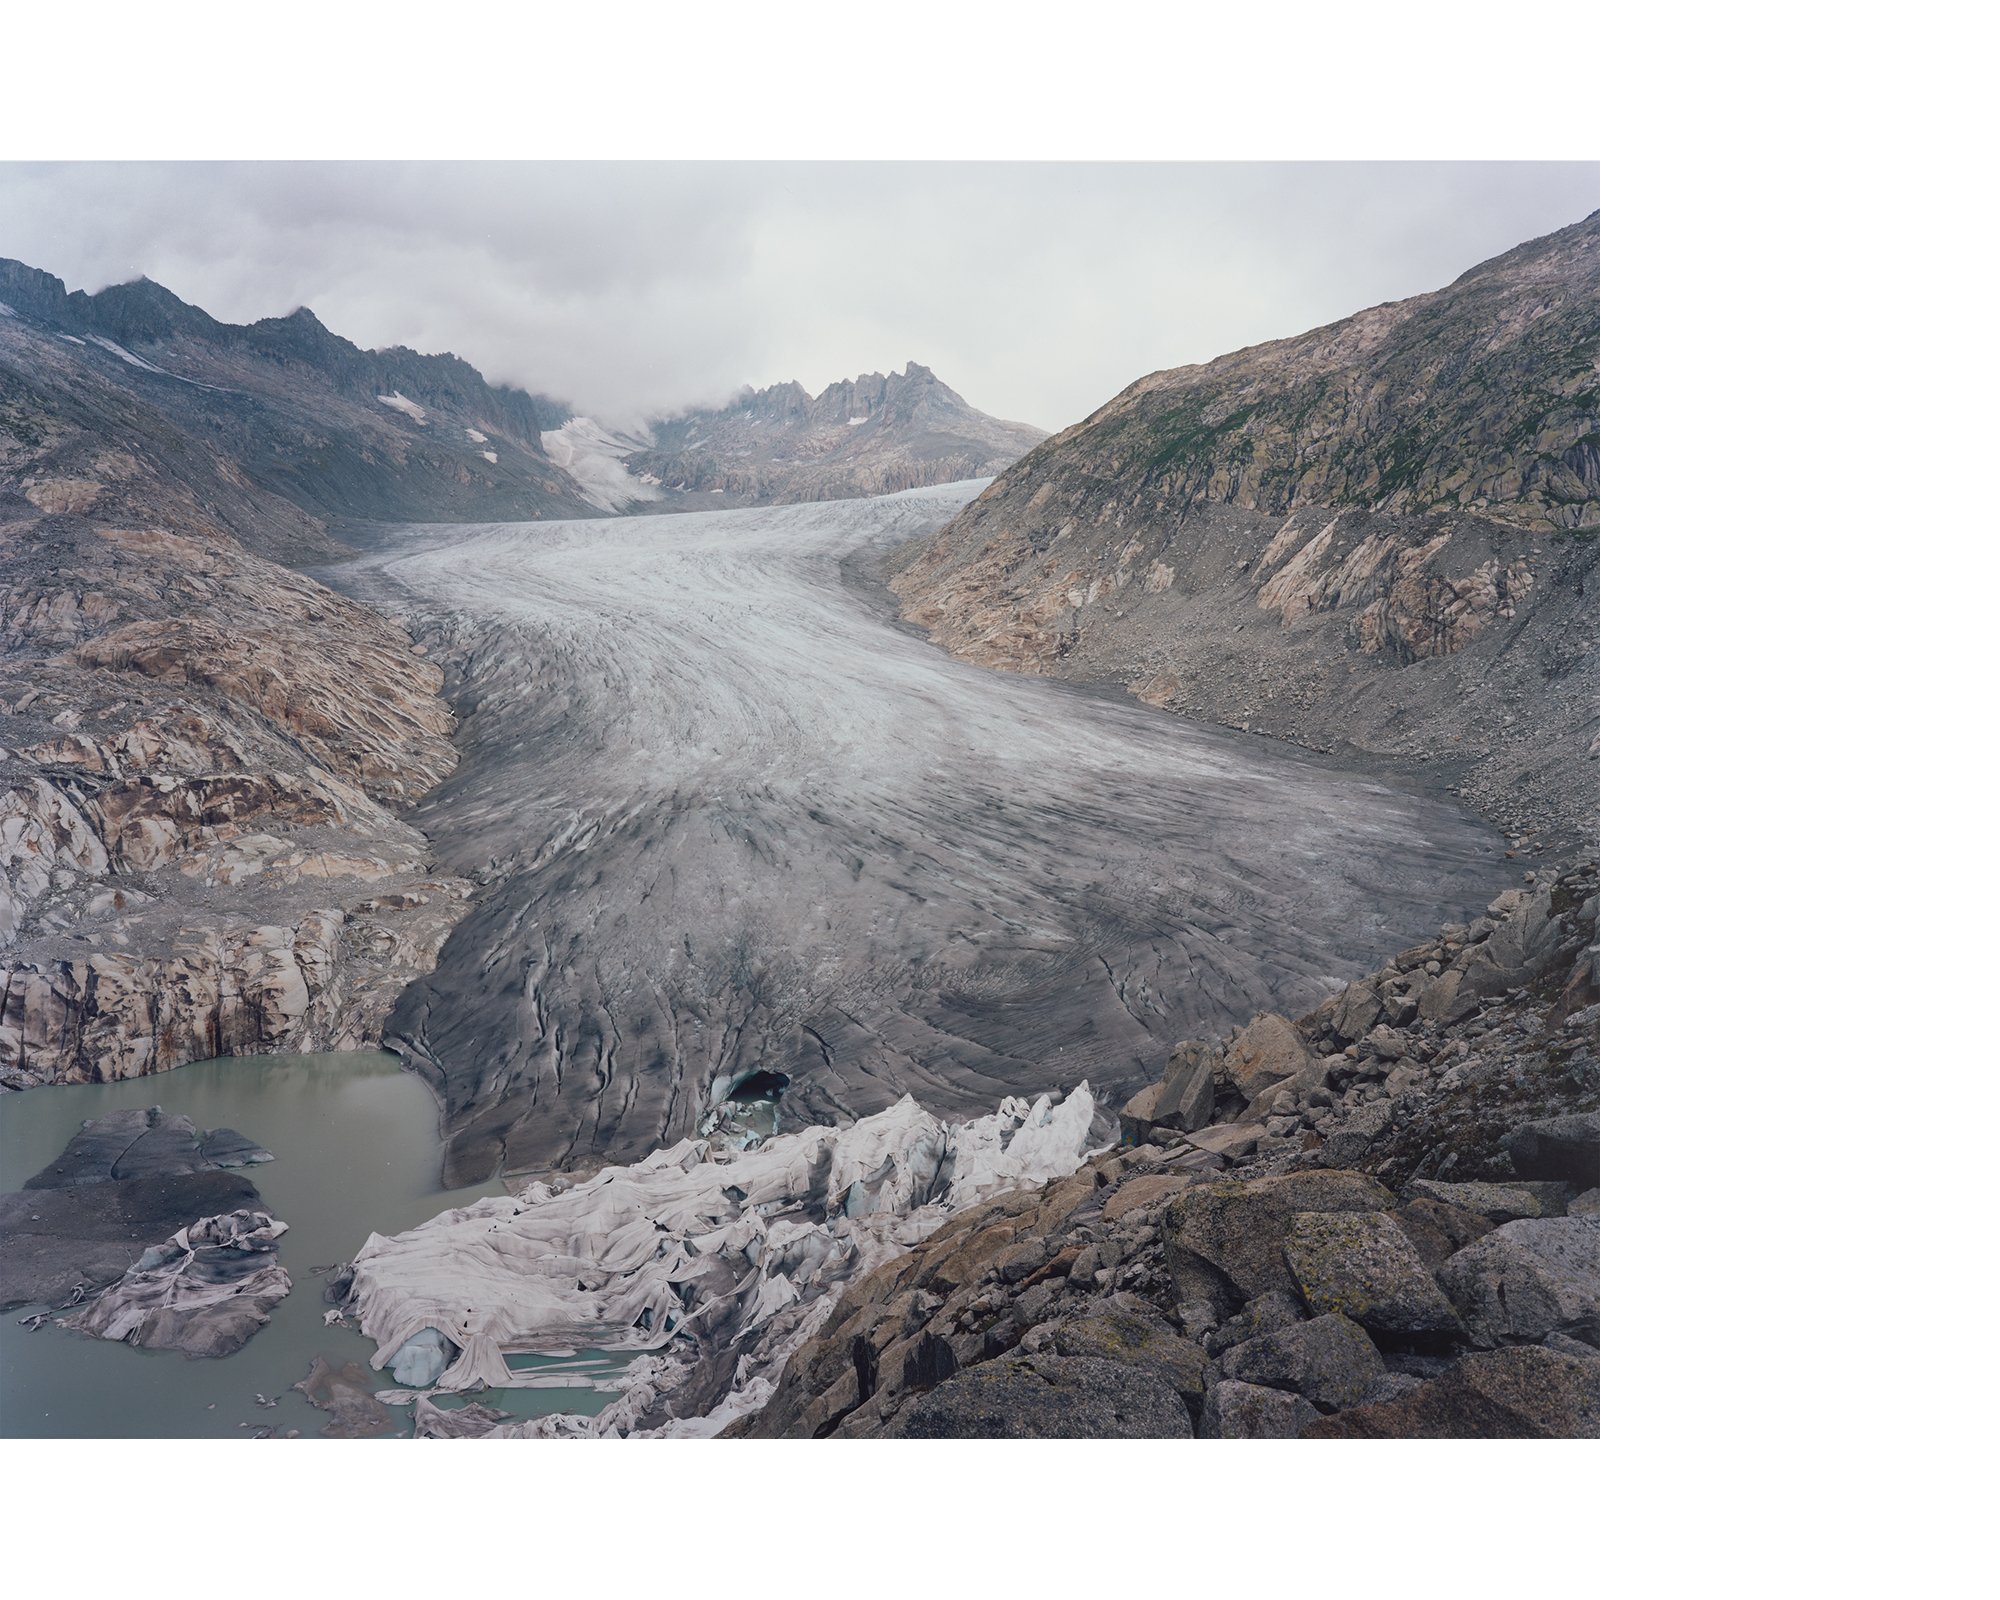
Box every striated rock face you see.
[740,860,1599,1439]
[889,216,1600,850]
[622,362,1047,510]
[2,518,469,1089]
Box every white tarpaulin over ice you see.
[345,1085,1098,1427]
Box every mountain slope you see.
[0,259,598,531]
[1,270,507,1087]
[887,215,1600,849]
[621,362,1046,510]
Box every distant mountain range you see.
[615,363,1046,511]
[0,257,1043,530]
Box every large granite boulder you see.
[1283,1211,1465,1350]
[1219,1014,1315,1104]
[1200,1379,1320,1439]
[1050,1302,1207,1410]
[1121,1041,1218,1142]
[1304,1345,1599,1438]
[1501,1113,1600,1187]
[1404,1178,1571,1222]
[1438,1217,1600,1347]
[1218,1310,1387,1411]
[1164,1169,1395,1310]
[890,1354,1193,1439]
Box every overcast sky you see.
[0,162,1596,432]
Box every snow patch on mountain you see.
[376,391,430,425]
[84,334,181,380]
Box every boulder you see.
[1184,1121,1264,1163]
[1117,1082,1165,1144]
[1212,1289,1305,1351]
[1247,1059,1333,1122]
[1220,1013,1314,1102]
[1283,1211,1465,1350]
[1050,1301,1207,1407]
[891,1354,1193,1438]
[1101,1172,1193,1225]
[1200,1380,1319,1439]
[1361,1024,1410,1061]
[1391,1197,1495,1268]
[1314,1100,1394,1167]
[1437,1217,1600,1347]
[1415,967,1479,1025]
[1456,886,1567,999]
[1405,1178,1569,1221]
[1218,1311,1386,1411]
[1160,1042,1221,1128]
[1164,1169,1396,1310]
[1501,1112,1600,1187]
[1303,1345,1599,1438]
[1302,981,1384,1051]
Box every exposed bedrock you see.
[332,484,1511,1185]
[1,516,471,1086]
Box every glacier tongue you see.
[343,1084,1101,1433]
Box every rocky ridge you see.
[1,259,598,528]
[622,362,1046,509]
[888,215,1599,850]
[734,860,1599,1438]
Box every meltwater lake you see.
[0,1052,612,1439]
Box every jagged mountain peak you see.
[621,359,1046,511]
